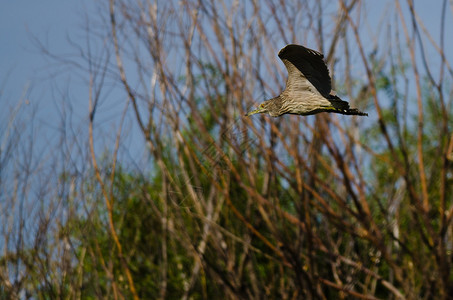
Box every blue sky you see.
[0,1,452,221]
[1,1,451,146]
[1,1,83,95]
[2,1,451,100]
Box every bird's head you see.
[245,97,282,117]
[245,102,268,116]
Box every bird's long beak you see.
[245,107,265,116]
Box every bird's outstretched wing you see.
[278,44,331,98]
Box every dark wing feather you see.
[278,44,332,97]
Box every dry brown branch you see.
[88,75,139,300]
[3,0,453,298]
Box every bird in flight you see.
[246,44,367,117]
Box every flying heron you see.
[246,44,367,117]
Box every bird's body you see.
[246,44,367,117]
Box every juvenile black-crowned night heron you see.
[246,44,367,117]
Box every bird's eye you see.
[259,104,264,108]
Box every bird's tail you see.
[328,97,368,116]
[337,108,368,116]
